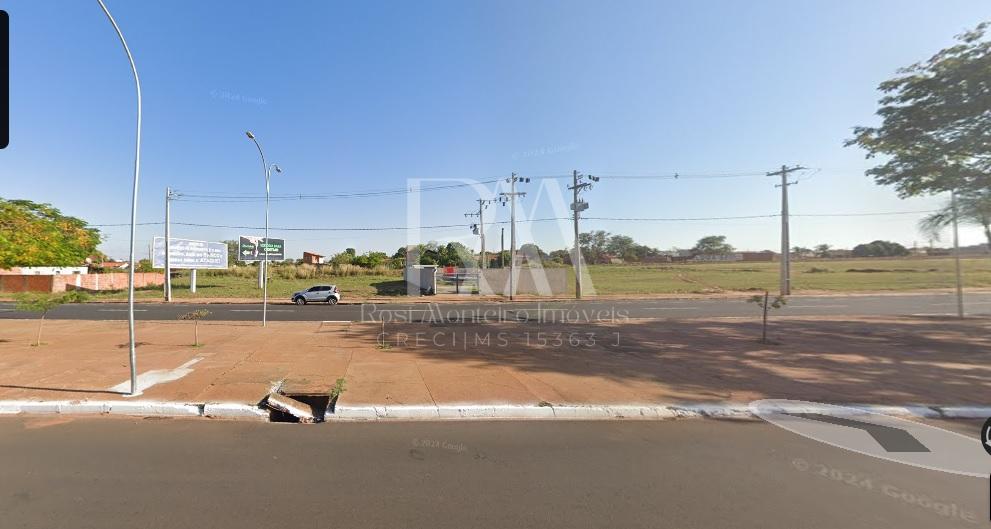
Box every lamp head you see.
[273,164,282,173]
[245,131,255,139]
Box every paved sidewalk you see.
[0,315,988,419]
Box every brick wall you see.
[0,273,163,293]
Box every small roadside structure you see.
[302,252,324,265]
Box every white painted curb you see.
[329,403,991,421]
[203,403,269,420]
[0,400,987,422]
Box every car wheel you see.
[294,297,307,305]
[327,297,338,305]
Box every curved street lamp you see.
[97,0,141,395]
[245,131,281,327]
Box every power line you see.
[86,210,938,230]
[173,178,506,202]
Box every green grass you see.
[84,257,991,300]
[583,257,991,294]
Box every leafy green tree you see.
[0,198,101,268]
[221,239,239,266]
[14,291,89,346]
[352,251,388,268]
[579,230,610,264]
[692,235,734,256]
[814,244,832,258]
[846,22,991,198]
[136,259,154,272]
[548,249,571,265]
[918,190,991,251]
[851,240,910,257]
[605,235,635,259]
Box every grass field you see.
[84,257,991,300]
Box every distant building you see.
[302,252,324,265]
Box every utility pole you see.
[499,174,528,300]
[164,187,173,302]
[500,228,505,268]
[951,189,965,319]
[465,199,493,268]
[568,170,599,299]
[766,165,805,296]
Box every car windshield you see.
[1,2,989,528]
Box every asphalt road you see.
[0,417,985,529]
[1,292,990,321]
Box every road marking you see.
[229,309,294,312]
[109,357,202,397]
[933,301,991,306]
[787,304,849,308]
[97,309,148,312]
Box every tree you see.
[352,251,388,268]
[136,259,154,272]
[692,235,734,255]
[851,240,910,257]
[329,250,354,265]
[918,190,991,252]
[0,198,101,268]
[579,230,610,263]
[14,291,89,346]
[748,291,787,344]
[814,244,832,258]
[221,239,239,266]
[548,249,571,265]
[846,22,991,198]
[177,309,211,347]
[605,235,636,259]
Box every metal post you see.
[246,132,279,328]
[190,269,197,293]
[573,170,582,299]
[164,186,171,302]
[97,0,141,396]
[779,166,790,296]
[264,169,269,326]
[951,189,965,319]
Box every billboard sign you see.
[153,237,228,269]
[238,236,285,262]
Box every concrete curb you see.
[0,400,987,422]
[329,403,991,422]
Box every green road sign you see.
[238,235,285,262]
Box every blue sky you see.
[3,0,989,259]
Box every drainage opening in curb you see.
[265,392,330,423]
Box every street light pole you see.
[97,0,141,396]
[246,131,281,327]
[164,186,172,302]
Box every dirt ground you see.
[0,315,988,407]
